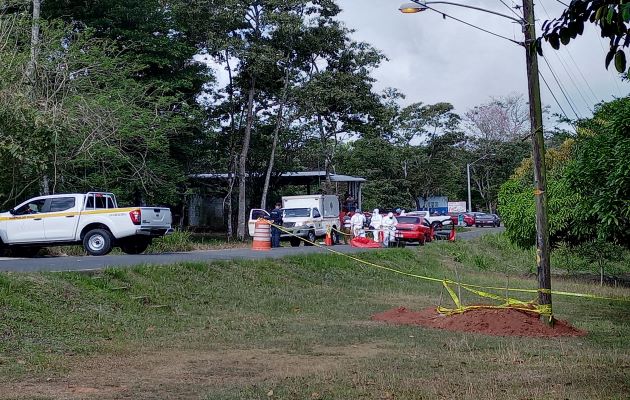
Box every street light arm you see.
[408,0,524,24]
[469,153,495,166]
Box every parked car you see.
[447,212,466,225]
[475,213,501,227]
[405,210,451,228]
[0,192,172,256]
[395,216,433,245]
[463,212,485,227]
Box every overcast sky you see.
[336,0,629,123]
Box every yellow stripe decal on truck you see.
[0,208,137,222]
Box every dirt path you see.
[0,343,385,399]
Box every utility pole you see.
[399,0,554,323]
[466,163,472,213]
[522,0,553,323]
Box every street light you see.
[399,2,425,13]
[467,153,495,214]
[399,0,553,323]
[399,1,522,22]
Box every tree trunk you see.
[41,175,49,196]
[224,155,236,240]
[315,115,333,193]
[236,77,256,241]
[28,0,48,195]
[260,69,290,210]
[223,48,237,240]
[27,0,40,91]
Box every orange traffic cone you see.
[448,225,456,242]
[252,220,271,251]
[325,229,333,246]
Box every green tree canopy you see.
[499,96,630,248]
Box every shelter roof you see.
[190,170,366,184]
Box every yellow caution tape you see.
[261,220,630,317]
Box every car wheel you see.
[304,230,316,246]
[120,238,151,254]
[83,229,113,256]
[289,237,301,247]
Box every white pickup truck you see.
[0,192,173,256]
[405,210,452,228]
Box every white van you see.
[248,195,340,246]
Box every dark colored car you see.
[475,213,501,227]
[463,212,485,227]
[395,216,433,245]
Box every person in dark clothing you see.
[269,202,283,248]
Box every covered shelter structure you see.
[187,171,366,230]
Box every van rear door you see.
[248,209,269,236]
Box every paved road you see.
[0,227,504,273]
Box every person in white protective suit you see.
[369,208,383,242]
[382,212,398,247]
[350,209,366,237]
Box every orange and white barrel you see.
[252,220,271,251]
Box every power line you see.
[552,49,595,111]
[554,0,569,7]
[541,55,581,119]
[596,37,624,96]
[538,0,595,112]
[415,3,523,46]
[497,0,523,20]
[539,71,570,121]
[563,48,600,104]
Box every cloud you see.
[338,0,628,120]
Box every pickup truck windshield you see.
[284,208,310,218]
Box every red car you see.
[395,216,433,245]
[448,212,463,225]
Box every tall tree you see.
[297,39,384,191]
[464,95,531,212]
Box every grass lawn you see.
[0,236,628,399]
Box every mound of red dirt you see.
[371,306,587,337]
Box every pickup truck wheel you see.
[289,237,301,247]
[83,229,113,256]
[304,230,316,246]
[120,239,150,255]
